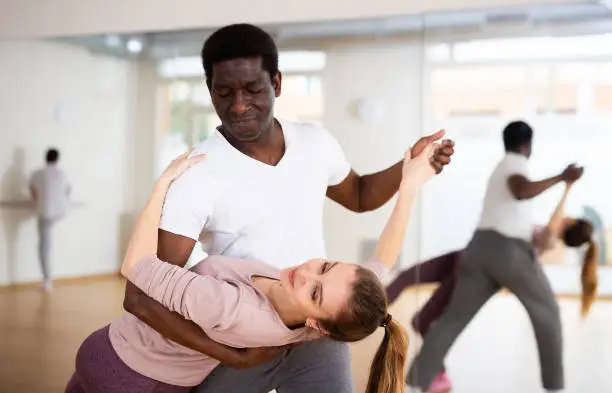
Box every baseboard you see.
[0,272,122,291]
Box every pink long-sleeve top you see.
[108,255,386,387]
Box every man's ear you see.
[306,317,329,336]
[272,72,282,97]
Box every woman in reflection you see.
[386,179,598,393]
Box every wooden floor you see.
[1,277,611,393]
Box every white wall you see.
[0,0,577,39]
[0,40,142,286]
[322,42,427,270]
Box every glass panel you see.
[275,75,323,122]
[191,84,212,107]
[279,51,326,72]
[158,51,327,78]
[192,112,220,143]
[453,33,612,62]
[594,63,612,113]
[158,57,201,78]
[430,66,528,118]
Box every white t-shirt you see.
[477,152,533,241]
[159,119,352,269]
[29,165,71,220]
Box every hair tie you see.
[381,314,392,328]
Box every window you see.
[425,43,452,63]
[424,35,612,268]
[451,33,612,63]
[275,75,324,121]
[430,66,528,118]
[191,84,212,107]
[594,63,612,112]
[158,57,202,79]
[168,83,192,141]
[278,51,326,72]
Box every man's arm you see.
[326,164,401,213]
[507,163,582,201]
[507,174,563,201]
[326,132,454,212]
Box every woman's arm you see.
[120,151,205,277]
[127,255,240,330]
[119,152,289,368]
[546,181,574,240]
[120,180,171,276]
[372,144,436,269]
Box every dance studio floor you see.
[0,277,611,393]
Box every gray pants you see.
[37,217,55,281]
[192,338,352,393]
[407,230,563,390]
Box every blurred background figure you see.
[29,148,71,291]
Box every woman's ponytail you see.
[580,240,599,317]
[365,316,409,393]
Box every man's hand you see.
[411,130,455,174]
[229,344,298,369]
[561,164,584,183]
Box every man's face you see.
[209,57,281,142]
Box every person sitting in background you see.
[29,148,71,291]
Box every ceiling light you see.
[127,39,143,53]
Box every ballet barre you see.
[0,200,85,209]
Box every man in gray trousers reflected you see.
[407,121,583,393]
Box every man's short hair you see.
[201,24,279,89]
[46,148,59,163]
[503,121,533,152]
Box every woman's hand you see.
[400,143,437,193]
[121,149,207,278]
[411,129,454,174]
[159,150,207,184]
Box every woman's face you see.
[280,259,358,322]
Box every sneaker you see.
[41,280,53,293]
[427,371,452,393]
